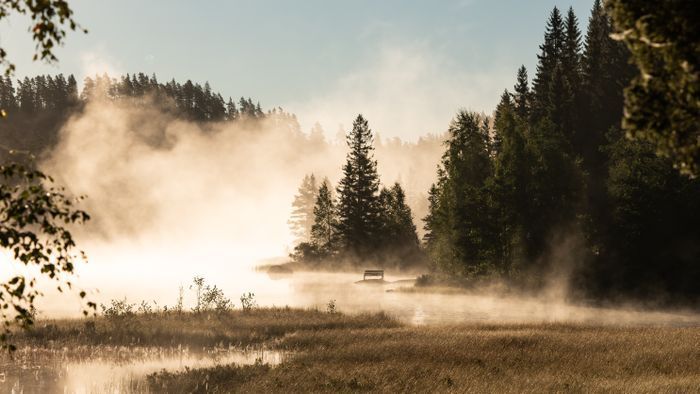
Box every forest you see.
[422,2,700,302]
[0,72,272,159]
[286,0,700,303]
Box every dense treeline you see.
[0,72,273,159]
[285,2,699,300]
[289,115,424,271]
[424,1,700,302]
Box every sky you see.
[0,0,595,140]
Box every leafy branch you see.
[0,0,87,75]
[0,157,93,350]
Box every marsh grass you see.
[12,308,399,349]
[151,320,700,393]
[8,308,700,393]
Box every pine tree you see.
[66,75,78,105]
[226,97,239,121]
[17,77,36,113]
[335,114,382,259]
[0,75,17,112]
[288,174,318,244]
[33,75,47,110]
[81,76,95,101]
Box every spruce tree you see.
[578,0,634,267]
[561,7,583,146]
[513,66,530,120]
[581,0,632,167]
[308,122,326,149]
[310,179,337,256]
[422,183,441,247]
[531,6,566,121]
[377,182,420,267]
[547,63,574,136]
[288,174,318,244]
[522,116,582,265]
[424,111,495,276]
[563,7,582,83]
[335,114,382,259]
[492,90,529,271]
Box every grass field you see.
[12,308,700,393]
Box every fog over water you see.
[23,98,700,327]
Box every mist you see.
[34,96,443,317]
[23,95,695,328]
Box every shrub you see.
[240,292,256,312]
[102,298,136,318]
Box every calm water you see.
[39,269,700,327]
[266,271,700,326]
[0,346,285,393]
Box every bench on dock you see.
[363,269,384,280]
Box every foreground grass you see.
[148,321,700,393]
[14,309,700,393]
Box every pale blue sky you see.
[0,0,595,139]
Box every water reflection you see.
[0,346,285,393]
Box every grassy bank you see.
[14,308,398,349]
[147,322,700,393]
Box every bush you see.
[102,298,136,318]
[191,276,233,313]
[203,285,233,313]
[240,292,257,312]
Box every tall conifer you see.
[288,174,318,243]
[335,115,382,259]
[310,179,337,256]
[532,7,566,121]
[513,66,530,120]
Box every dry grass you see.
[14,309,700,393]
[149,321,700,393]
